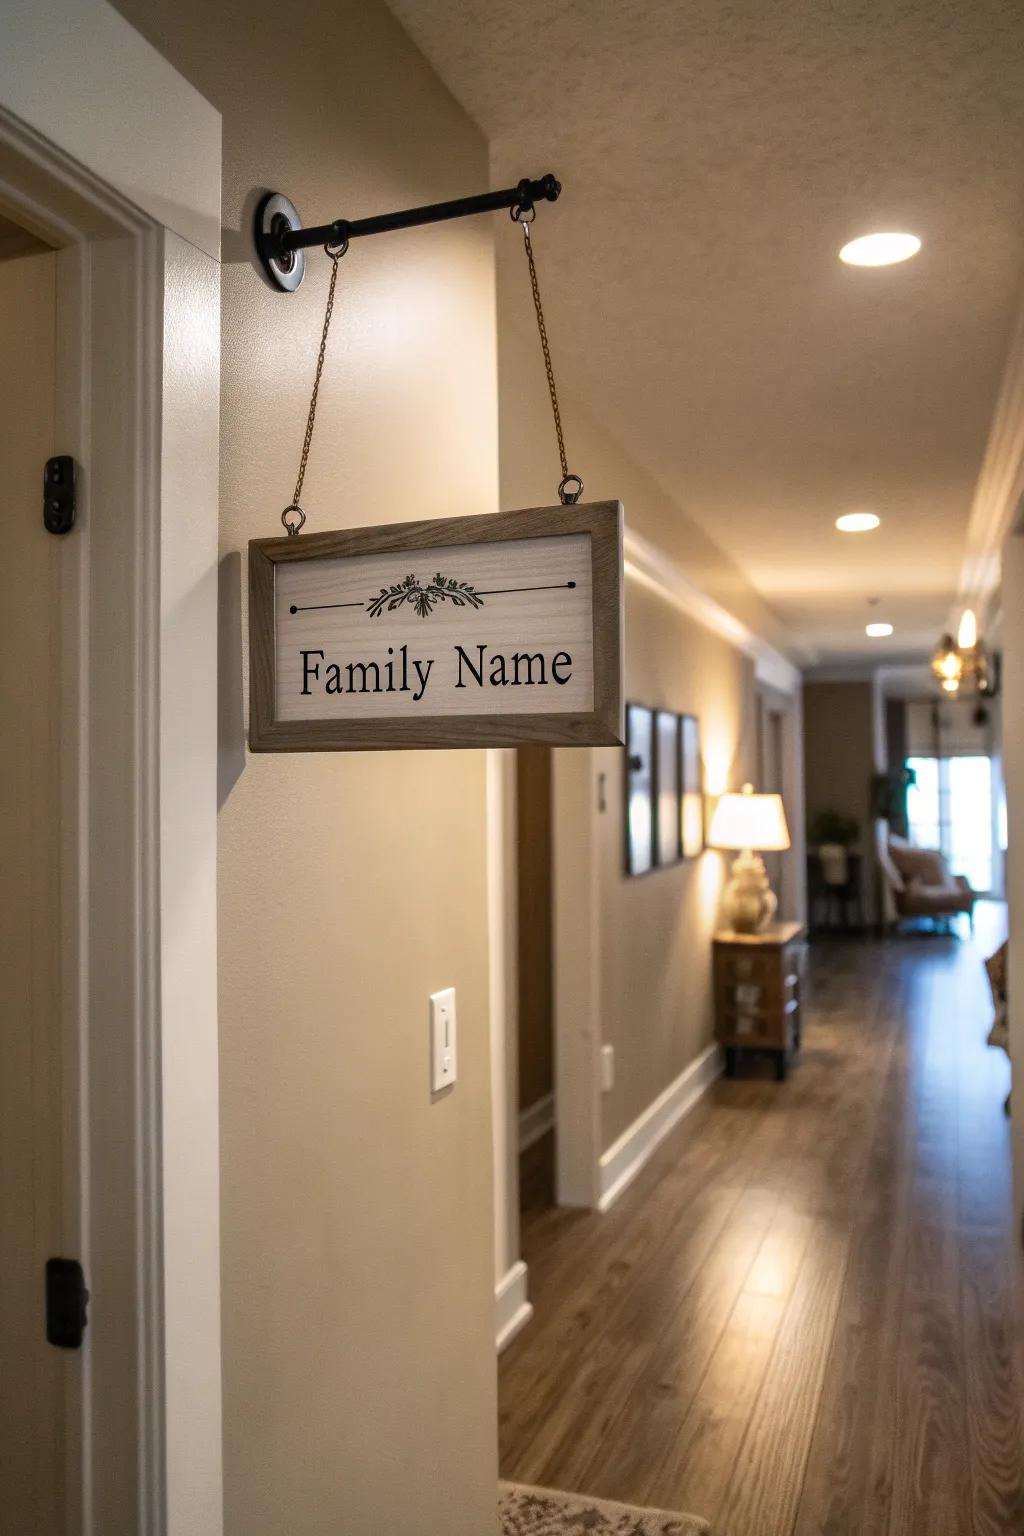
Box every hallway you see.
[499,921,1024,1535]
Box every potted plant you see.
[809,810,860,887]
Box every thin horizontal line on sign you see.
[288,580,577,614]
[475,580,576,595]
[289,600,365,613]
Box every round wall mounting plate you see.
[255,192,305,292]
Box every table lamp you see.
[709,782,791,932]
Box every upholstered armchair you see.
[876,825,976,933]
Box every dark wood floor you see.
[499,916,1024,1535]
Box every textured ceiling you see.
[387,0,1024,660]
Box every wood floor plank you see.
[499,924,1024,1536]
[742,1207,815,1299]
[886,959,972,1536]
[713,1216,851,1536]
[961,1232,1024,1536]
[643,1289,785,1519]
[500,1102,764,1461]
[791,958,912,1536]
[501,1077,811,1464]
[577,1188,780,1502]
[505,1186,746,1488]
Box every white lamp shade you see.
[709,786,790,852]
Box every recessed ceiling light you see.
[866,622,894,638]
[836,512,881,533]
[839,232,921,267]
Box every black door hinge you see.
[43,455,76,536]
[45,1257,90,1349]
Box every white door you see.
[0,235,77,1532]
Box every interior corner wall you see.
[115,3,499,1533]
[802,679,879,925]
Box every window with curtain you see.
[903,698,1001,895]
[906,754,993,893]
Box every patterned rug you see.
[498,1482,710,1535]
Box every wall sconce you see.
[931,632,963,693]
[930,610,1000,699]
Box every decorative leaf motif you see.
[366,573,484,618]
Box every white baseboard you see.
[495,1260,533,1353]
[518,1091,555,1153]
[598,1043,723,1212]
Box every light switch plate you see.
[601,1042,615,1092]
[430,987,457,1092]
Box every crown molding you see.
[957,292,1024,629]
[623,528,803,694]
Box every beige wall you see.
[803,679,878,923]
[116,3,499,1533]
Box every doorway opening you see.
[758,699,785,897]
[0,215,67,1533]
[516,747,556,1226]
[0,59,222,1520]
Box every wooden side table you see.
[713,921,806,1081]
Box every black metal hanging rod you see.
[289,174,559,255]
[255,174,560,293]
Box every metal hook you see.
[559,473,584,505]
[281,503,306,537]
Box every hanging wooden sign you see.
[248,500,623,751]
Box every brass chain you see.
[281,240,348,536]
[517,212,583,505]
[279,212,579,532]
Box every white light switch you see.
[601,1042,615,1093]
[430,988,457,1092]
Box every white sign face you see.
[275,531,593,721]
[248,501,623,752]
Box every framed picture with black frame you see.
[679,713,704,858]
[624,703,654,876]
[654,709,682,867]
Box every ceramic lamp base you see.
[722,849,778,933]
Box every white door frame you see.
[1,6,222,1533]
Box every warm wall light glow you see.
[699,846,725,914]
[835,512,881,533]
[941,677,960,694]
[701,740,735,800]
[866,622,894,637]
[957,608,977,650]
[681,793,704,859]
[839,232,921,267]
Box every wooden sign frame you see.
[248,500,623,752]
